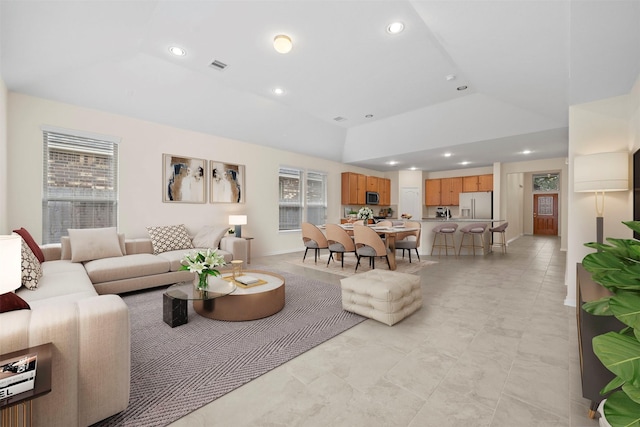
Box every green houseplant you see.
[581,221,640,426]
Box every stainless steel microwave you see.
[366,191,380,205]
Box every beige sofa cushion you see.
[83,254,171,284]
[18,260,96,305]
[61,233,126,261]
[192,225,229,249]
[68,227,123,263]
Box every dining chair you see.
[301,222,328,263]
[376,220,393,227]
[394,221,421,263]
[325,223,356,268]
[353,224,391,271]
[431,223,458,257]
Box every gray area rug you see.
[286,253,437,277]
[92,270,365,427]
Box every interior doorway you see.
[533,193,558,235]
[400,187,421,220]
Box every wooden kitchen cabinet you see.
[441,177,462,206]
[378,178,391,206]
[425,179,441,206]
[478,174,493,191]
[462,174,494,192]
[341,172,366,205]
[366,176,379,192]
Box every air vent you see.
[209,60,228,71]
[333,116,347,122]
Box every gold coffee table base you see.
[193,270,285,321]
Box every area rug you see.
[92,270,365,427]
[286,253,437,277]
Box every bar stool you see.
[431,223,458,257]
[489,222,509,253]
[458,223,488,256]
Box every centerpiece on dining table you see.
[180,248,227,290]
[357,206,374,224]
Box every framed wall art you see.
[162,154,206,203]
[210,161,245,203]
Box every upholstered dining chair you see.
[394,221,421,263]
[325,223,356,268]
[353,224,391,271]
[375,220,393,227]
[431,223,458,257]
[301,222,328,263]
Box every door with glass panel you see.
[533,194,558,235]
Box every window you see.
[42,129,119,244]
[278,167,327,231]
[533,173,559,192]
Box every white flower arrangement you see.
[357,206,374,220]
[180,248,227,290]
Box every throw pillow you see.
[146,224,194,254]
[12,227,45,263]
[0,292,30,313]
[192,225,229,249]
[68,227,124,263]
[21,239,43,290]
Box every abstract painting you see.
[163,154,206,203]
[210,161,245,203]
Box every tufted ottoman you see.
[340,269,422,326]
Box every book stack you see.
[0,353,37,399]
[235,275,260,285]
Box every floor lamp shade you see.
[0,235,22,294]
[229,215,247,238]
[574,151,629,246]
[574,152,629,193]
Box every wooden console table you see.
[0,343,53,427]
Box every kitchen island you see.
[417,218,505,256]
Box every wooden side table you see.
[0,343,53,427]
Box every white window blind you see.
[42,130,119,244]
[278,167,327,231]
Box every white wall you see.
[565,75,640,306]
[6,92,381,258]
[0,77,7,234]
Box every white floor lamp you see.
[0,234,22,296]
[574,151,629,246]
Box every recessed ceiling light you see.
[523,150,532,155]
[446,74,456,81]
[386,22,404,34]
[409,167,418,171]
[387,161,398,165]
[444,152,452,157]
[273,34,293,54]
[460,161,470,166]
[272,87,285,95]
[169,46,186,56]
[457,85,468,91]
[365,114,374,118]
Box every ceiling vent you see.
[333,116,347,122]
[209,60,228,71]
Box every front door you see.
[533,193,558,235]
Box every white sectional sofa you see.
[0,225,247,426]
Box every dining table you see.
[322,223,420,270]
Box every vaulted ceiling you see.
[1,1,638,171]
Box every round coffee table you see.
[163,278,236,327]
[193,270,285,321]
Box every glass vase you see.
[195,273,208,290]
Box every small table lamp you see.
[229,215,247,238]
[574,151,629,245]
[0,234,23,295]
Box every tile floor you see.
[170,235,600,427]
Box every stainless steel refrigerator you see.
[458,191,493,219]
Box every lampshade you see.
[229,215,247,226]
[0,234,22,294]
[273,35,292,54]
[574,152,629,192]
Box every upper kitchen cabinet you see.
[366,176,379,192]
[378,178,391,206]
[462,174,494,192]
[441,177,463,206]
[341,172,366,205]
[425,179,441,206]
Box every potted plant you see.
[581,220,640,427]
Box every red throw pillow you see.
[0,292,30,313]
[13,227,45,263]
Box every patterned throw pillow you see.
[146,224,194,255]
[21,239,43,290]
